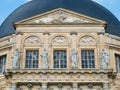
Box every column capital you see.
[97,32,105,35]
[43,32,50,35]
[70,32,77,35]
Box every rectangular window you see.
[0,55,6,73]
[25,50,39,68]
[54,50,67,68]
[115,54,120,73]
[81,50,95,68]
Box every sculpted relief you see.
[79,36,96,45]
[33,11,89,24]
[25,36,40,44]
[22,9,97,24]
[52,36,68,45]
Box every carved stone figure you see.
[41,49,49,69]
[11,49,21,69]
[100,49,109,69]
[70,49,78,69]
[32,10,89,24]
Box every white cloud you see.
[25,0,32,2]
[92,0,112,4]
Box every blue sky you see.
[0,0,120,25]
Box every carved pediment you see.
[15,9,106,25]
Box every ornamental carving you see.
[25,36,40,44]
[52,36,68,45]
[32,10,89,24]
[80,36,96,45]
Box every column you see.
[103,82,109,90]
[42,82,47,90]
[11,83,17,90]
[72,83,78,90]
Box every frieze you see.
[9,72,111,83]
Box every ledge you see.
[6,69,114,74]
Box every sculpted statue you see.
[70,49,78,69]
[41,48,49,69]
[100,49,109,69]
[11,48,21,69]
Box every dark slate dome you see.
[0,0,120,37]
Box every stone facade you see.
[0,9,120,90]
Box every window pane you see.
[25,50,39,68]
[54,50,67,68]
[81,50,95,68]
[115,54,120,73]
[0,55,6,73]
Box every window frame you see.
[115,54,120,73]
[0,54,6,73]
[52,48,68,69]
[80,49,96,69]
[24,48,40,69]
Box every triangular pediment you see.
[15,8,106,25]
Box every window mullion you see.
[59,51,61,68]
[87,51,89,68]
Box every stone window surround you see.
[53,50,67,69]
[81,50,95,68]
[25,50,39,69]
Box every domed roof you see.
[0,0,120,37]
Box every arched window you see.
[79,35,96,69]
[51,35,69,69]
